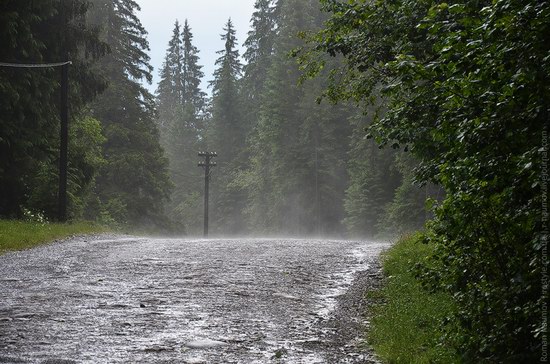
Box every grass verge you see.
[0,220,107,254]
[367,233,460,363]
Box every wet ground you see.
[0,236,388,363]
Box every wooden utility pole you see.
[198,152,217,237]
[314,132,321,236]
[0,60,71,222]
[58,1,69,223]
[58,62,69,222]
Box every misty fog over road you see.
[0,237,388,363]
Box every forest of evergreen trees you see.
[155,0,431,236]
[1,0,171,230]
[0,0,429,236]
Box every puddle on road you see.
[315,243,387,320]
[0,237,388,363]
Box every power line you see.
[0,61,72,68]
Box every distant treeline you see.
[0,0,429,236]
[156,0,431,236]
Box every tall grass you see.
[0,220,106,254]
[368,234,460,363]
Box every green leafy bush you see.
[301,0,547,360]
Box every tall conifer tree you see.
[242,0,279,121]
[156,20,184,125]
[208,18,246,234]
[243,0,353,235]
[88,0,171,228]
[157,19,206,233]
[243,0,309,233]
[181,20,207,116]
[343,113,401,237]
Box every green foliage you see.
[157,20,206,116]
[344,110,431,238]
[369,234,459,363]
[242,0,279,133]
[209,18,244,160]
[0,0,107,220]
[303,0,548,360]
[26,116,106,220]
[378,153,439,237]
[89,0,172,229]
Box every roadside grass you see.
[0,220,107,254]
[368,233,460,364]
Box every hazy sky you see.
[136,0,257,94]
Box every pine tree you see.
[156,19,206,233]
[343,112,401,237]
[181,20,207,116]
[156,20,184,126]
[243,0,353,235]
[209,18,243,125]
[243,0,308,233]
[226,1,280,234]
[377,152,442,237]
[156,19,206,120]
[296,78,353,236]
[242,0,279,114]
[88,0,171,228]
[208,18,246,234]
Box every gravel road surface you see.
[0,236,388,363]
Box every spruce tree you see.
[243,0,309,233]
[181,20,207,116]
[243,0,353,235]
[296,78,353,236]
[88,0,171,228]
[242,0,279,119]
[228,1,280,234]
[377,152,435,236]
[208,18,246,234]
[157,19,206,233]
[343,113,401,237]
[156,20,184,126]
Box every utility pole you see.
[314,126,321,236]
[58,62,69,222]
[0,60,71,222]
[58,1,69,223]
[198,152,217,237]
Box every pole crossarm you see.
[198,151,218,158]
[198,161,217,167]
[0,61,72,68]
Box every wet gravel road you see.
[0,236,388,363]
